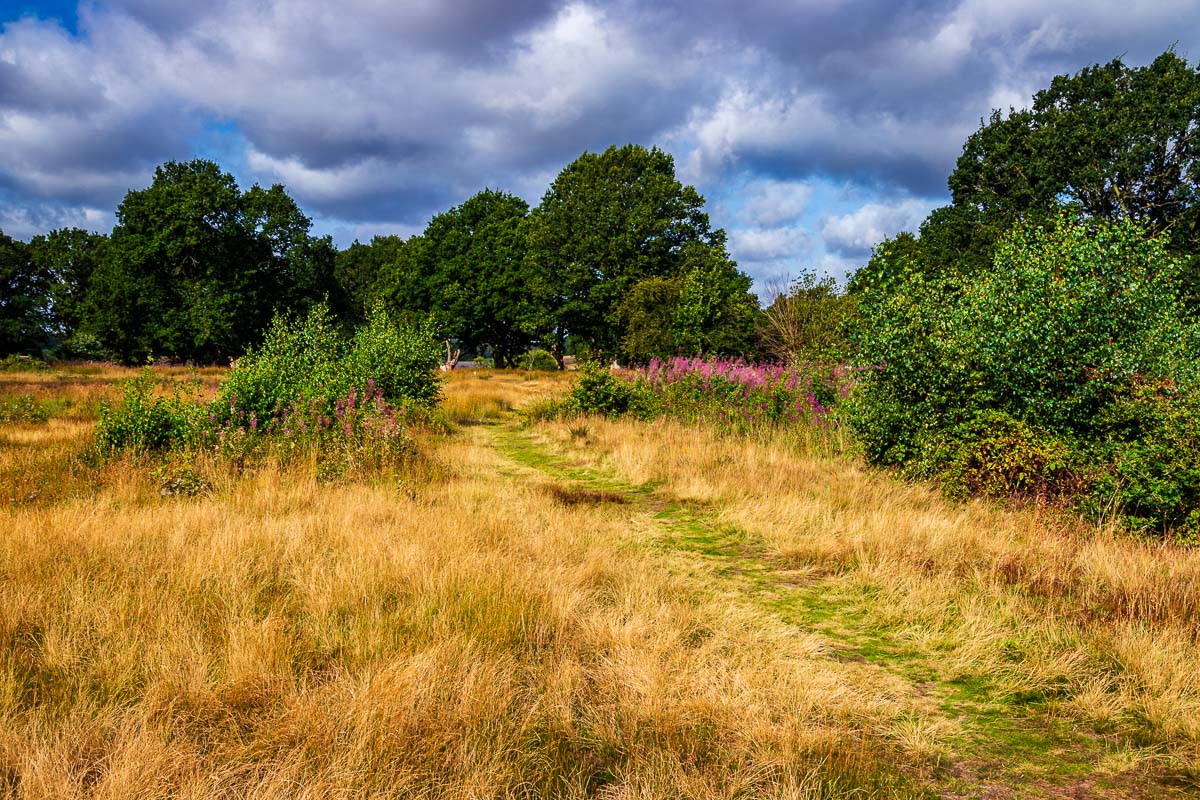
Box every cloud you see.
[729,224,809,263]
[821,198,938,257]
[737,179,812,227]
[0,0,1196,275]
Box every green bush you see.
[213,304,346,425]
[850,213,1199,534]
[344,302,443,405]
[917,411,1074,502]
[852,215,1187,466]
[520,348,559,371]
[213,302,442,426]
[0,394,49,423]
[0,354,49,372]
[1090,380,1200,539]
[95,369,198,453]
[569,364,656,418]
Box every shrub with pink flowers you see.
[198,378,414,477]
[96,302,435,479]
[565,356,859,435]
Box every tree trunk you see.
[550,329,566,370]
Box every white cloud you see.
[738,178,812,226]
[729,224,808,262]
[821,198,937,256]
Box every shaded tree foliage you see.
[83,160,338,364]
[524,145,731,365]
[336,235,406,324]
[0,232,48,355]
[26,228,109,357]
[618,242,757,363]
[420,189,532,367]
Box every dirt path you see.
[476,420,1191,800]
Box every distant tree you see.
[671,242,758,358]
[618,276,682,363]
[524,144,726,366]
[421,189,532,367]
[336,235,406,324]
[26,228,110,358]
[241,183,343,323]
[84,159,338,364]
[0,232,49,355]
[618,243,757,363]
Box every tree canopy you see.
[2,148,761,367]
[523,144,734,364]
[80,160,339,363]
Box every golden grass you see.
[0,369,927,798]
[5,364,1199,795]
[439,369,574,426]
[529,415,1200,777]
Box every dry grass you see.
[439,369,574,426]
[6,364,1199,796]
[0,369,925,798]
[529,415,1200,779]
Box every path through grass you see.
[488,420,1193,799]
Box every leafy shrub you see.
[96,305,437,481]
[520,348,559,371]
[344,302,443,405]
[1090,380,1200,539]
[0,354,49,372]
[95,369,199,453]
[850,213,1200,534]
[852,214,1187,465]
[570,363,646,417]
[0,394,49,423]
[917,411,1075,502]
[214,302,442,426]
[213,304,345,425]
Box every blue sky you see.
[1,1,1197,289]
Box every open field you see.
[1,368,1198,798]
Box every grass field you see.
[1,366,1198,798]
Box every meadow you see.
[1,365,1199,798]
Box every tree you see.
[26,228,110,358]
[948,50,1200,297]
[759,271,856,363]
[336,235,406,324]
[420,189,532,367]
[524,144,726,365]
[618,276,682,363]
[671,242,758,358]
[85,159,338,364]
[0,232,49,355]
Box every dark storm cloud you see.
[0,0,1197,275]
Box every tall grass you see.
[0,368,925,798]
[530,414,1200,778]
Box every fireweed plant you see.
[95,303,441,479]
[564,356,861,437]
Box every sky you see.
[0,1,1197,289]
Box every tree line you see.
[1,145,757,367]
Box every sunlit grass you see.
[1,364,1196,796]
[0,366,926,798]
